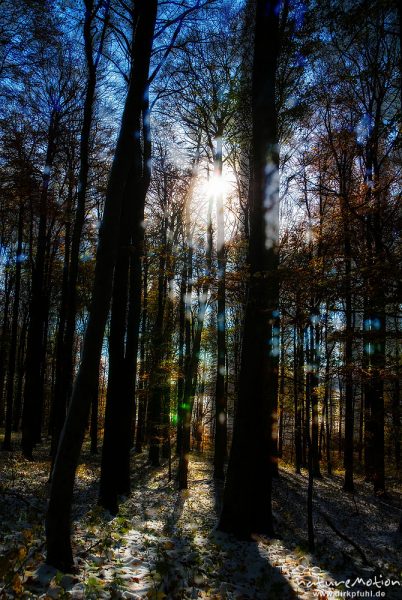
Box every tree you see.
[51,0,110,461]
[218,0,281,538]
[46,0,158,571]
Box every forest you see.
[0,0,401,598]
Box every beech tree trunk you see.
[2,202,24,450]
[135,255,148,454]
[309,316,321,478]
[343,207,354,491]
[0,269,12,427]
[51,0,110,459]
[147,215,169,467]
[22,114,58,459]
[218,0,280,538]
[46,0,158,571]
[214,131,227,480]
[293,322,302,474]
[176,262,186,456]
[178,195,212,490]
[12,315,27,432]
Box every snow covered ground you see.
[0,444,401,599]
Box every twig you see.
[352,493,359,515]
[318,510,370,566]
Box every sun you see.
[200,172,233,199]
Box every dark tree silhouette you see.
[46,0,158,571]
[218,0,281,538]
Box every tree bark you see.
[218,0,280,538]
[12,314,27,432]
[51,166,73,458]
[51,0,110,459]
[293,323,302,473]
[214,131,227,480]
[2,203,24,450]
[178,195,212,490]
[309,316,321,478]
[135,255,148,453]
[343,209,354,491]
[46,0,158,571]
[22,114,58,459]
[0,269,12,427]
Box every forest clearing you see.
[0,0,401,598]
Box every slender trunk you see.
[176,262,186,455]
[2,203,24,450]
[305,316,315,550]
[177,290,209,489]
[214,131,227,480]
[293,323,302,473]
[0,270,12,427]
[178,196,212,490]
[101,1,150,511]
[46,0,158,571]
[325,381,332,476]
[135,256,148,453]
[52,1,110,459]
[51,171,73,458]
[309,316,321,478]
[307,393,315,552]
[392,329,400,468]
[338,376,343,456]
[120,211,143,461]
[90,379,98,454]
[148,217,169,467]
[278,328,285,458]
[124,88,151,454]
[176,154,199,456]
[343,208,354,492]
[323,320,332,476]
[12,315,27,431]
[358,383,364,464]
[162,377,171,459]
[99,179,132,513]
[304,327,311,466]
[22,115,58,459]
[363,235,385,492]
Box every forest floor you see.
[0,437,402,599]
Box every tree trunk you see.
[391,327,400,468]
[99,162,145,511]
[12,314,27,432]
[51,0,110,459]
[214,131,227,480]
[323,319,332,476]
[176,262,186,456]
[293,323,302,473]
[309,316,321,478]
[135,255,148,453]
[2,203,24,450]
[178,195,212,490]
[218,0,280,538]
[339,376,343,456]
[51,169,73,458]
[148,215,169,467]
[90,379,98,455]
[343,204,354,491]
[22,114,58,459]
[0,268,12,427]
[46,0,158,571]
